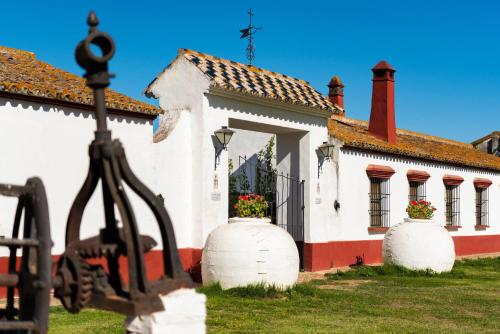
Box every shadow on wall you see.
[1,98,151,126]
[207,94,326,128]
[231,154,259,192]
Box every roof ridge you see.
[330,115,469,147]
[328,117,500,172]
[173,48,339,114]
[0,45,161,116]
[179,48,311,85]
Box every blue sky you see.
[2,1,499,142]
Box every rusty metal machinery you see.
[53,12,193,316]
[0,11,193,334]
[0,178,52,334]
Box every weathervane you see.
[240,9,262,65]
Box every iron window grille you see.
[409,181,426,202]
[445,185,460,226]
[475,187,489,226]
[369,178,390,227]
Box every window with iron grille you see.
[409,181,426,202]
[369,178,390,227]
[445,185,460,226]
[475,187,489,226]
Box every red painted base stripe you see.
[304,234,500,272]
[304,240,383,271]
[0,247,203,298]
[453,235,500,256]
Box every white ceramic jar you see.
[382,218,455,273]
[201,217,299,289]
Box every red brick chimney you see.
[328,76,344,110]
[368,61,396,144]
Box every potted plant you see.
[405,199,436,222]
[202,193,299,289]
[229,194,270,224]
[383,199,455,273]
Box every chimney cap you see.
[328,75,344,88]
[372,60,395,72]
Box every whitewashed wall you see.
[322,146,500,244]
[0,97,156,256]
[200,93,334,247]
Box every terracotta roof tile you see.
[0,46,161,116]
[179,49,341,114]
[328,115,500,172]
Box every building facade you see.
[306,62,500,270]
[0,45,498,277]
[147,51,500,272]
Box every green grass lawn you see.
[48,257,500,333]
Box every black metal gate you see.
[229,155,305,267]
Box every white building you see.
[147,50,500,272]
[0,45,498,277]
[0,46,161,269]
[146,49,342,271]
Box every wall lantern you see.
[317,141,335,178]
[318,141,335,160]
[214,126,235,169]
[214,126,234,150]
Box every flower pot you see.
[382,218,455,273]
[201,217,299,289]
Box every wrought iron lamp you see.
[318,141,335,160]
[317,141,335,178]
[214,126,234,169]
[214,126,234,150]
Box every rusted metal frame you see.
[98,142,125,296]
[0,178,51,334]
[0,238,39,247]
[102,148,149,297]
[100,159,124,296]
[116,142,188,280]
[0,274,19,287]
[19,178,51,334]
[0,184,29,197]
[55,12,193,317]
[28,178,52,334]
[6,197,25,319]
[18,196,35,325]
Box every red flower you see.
[411,201,417,205]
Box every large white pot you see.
[382,218,455,273]
[201,217,299,289]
